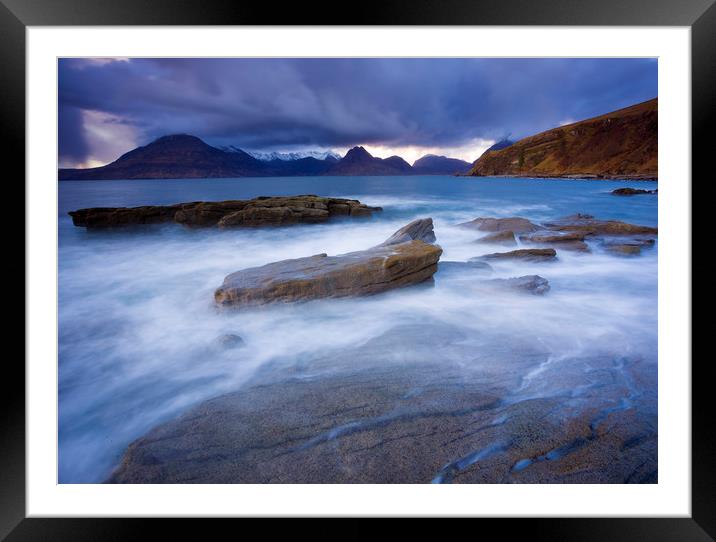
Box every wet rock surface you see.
[69,195,382,229]
[214,219,443,308]
[520,231,586,244]
[215,334,246,350]
[519,231,591,252]
[542,214,657,236]
[458,217,539,234]
[380,218,437,246]
[108,324,657,484]
[437,261,494,276]
[605,244,642,256]
[473,248,557,262]
[612,188,657,196]
[479,275,550,295]
[473,230,517,246]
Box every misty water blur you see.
[58,176,657,482]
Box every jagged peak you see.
[343,146,373,159]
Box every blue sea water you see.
[58,176,658,483]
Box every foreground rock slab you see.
[69,195,382,229]
[214,218,442,308]
[106,324,657,484]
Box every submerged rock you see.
[214,219,442,308]
[473,230,517,246]
[479,275,550,295]
[458,217,539,234]
[437,261,494,276]
[542,214,657,236]
[473,248,557,262]
[611,188,657,196]
[215,334,246,349]
[69,195,382,229]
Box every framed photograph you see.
[6,0,710,537]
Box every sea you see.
[58,176,658,483]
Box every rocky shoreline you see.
[100,208,657,483]
[69,195,382,229]
[107,323,656,484]
[461,174,658,181]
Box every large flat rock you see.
[214,218,442,308]
[69,195,382,229]
[106,324,657,484]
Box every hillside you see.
[468,99,657,179]
[412,154,471,175]
[323,146,414,176]
[59,135,270,180]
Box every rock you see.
[472,248,557,262]
[519,231,590,252]
[69,204,184,229]
[554,241,590,252]
[473,230,517,246]
[214,219,443,308]
[605,244,642,256]
[69,195,382,229]
[542,214,657,236]
[437,261,494,276]
[520,231,586,243]
[479,275,550,295]
[603,237,655,248]
[215,334,245,350]
[106,323,656,484]
[611,188,657,196]
[380,218,436,246]
[458,217,539,234]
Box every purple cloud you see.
[58,58,657,167]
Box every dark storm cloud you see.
[58,57,657,165]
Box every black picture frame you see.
[4,0,709,538]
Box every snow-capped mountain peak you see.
[239,149,342,162]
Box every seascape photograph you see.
[58,57,658,484]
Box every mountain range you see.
[468,98,657,179]
[58,137,472,180]
[236,148,342,162]
[58,99,657,181]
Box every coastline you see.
[461,173,658,181]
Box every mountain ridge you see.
[468,99,657,179]
[412,154,472,175]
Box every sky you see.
[58,58,657,168]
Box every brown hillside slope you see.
[469,98,657,179]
